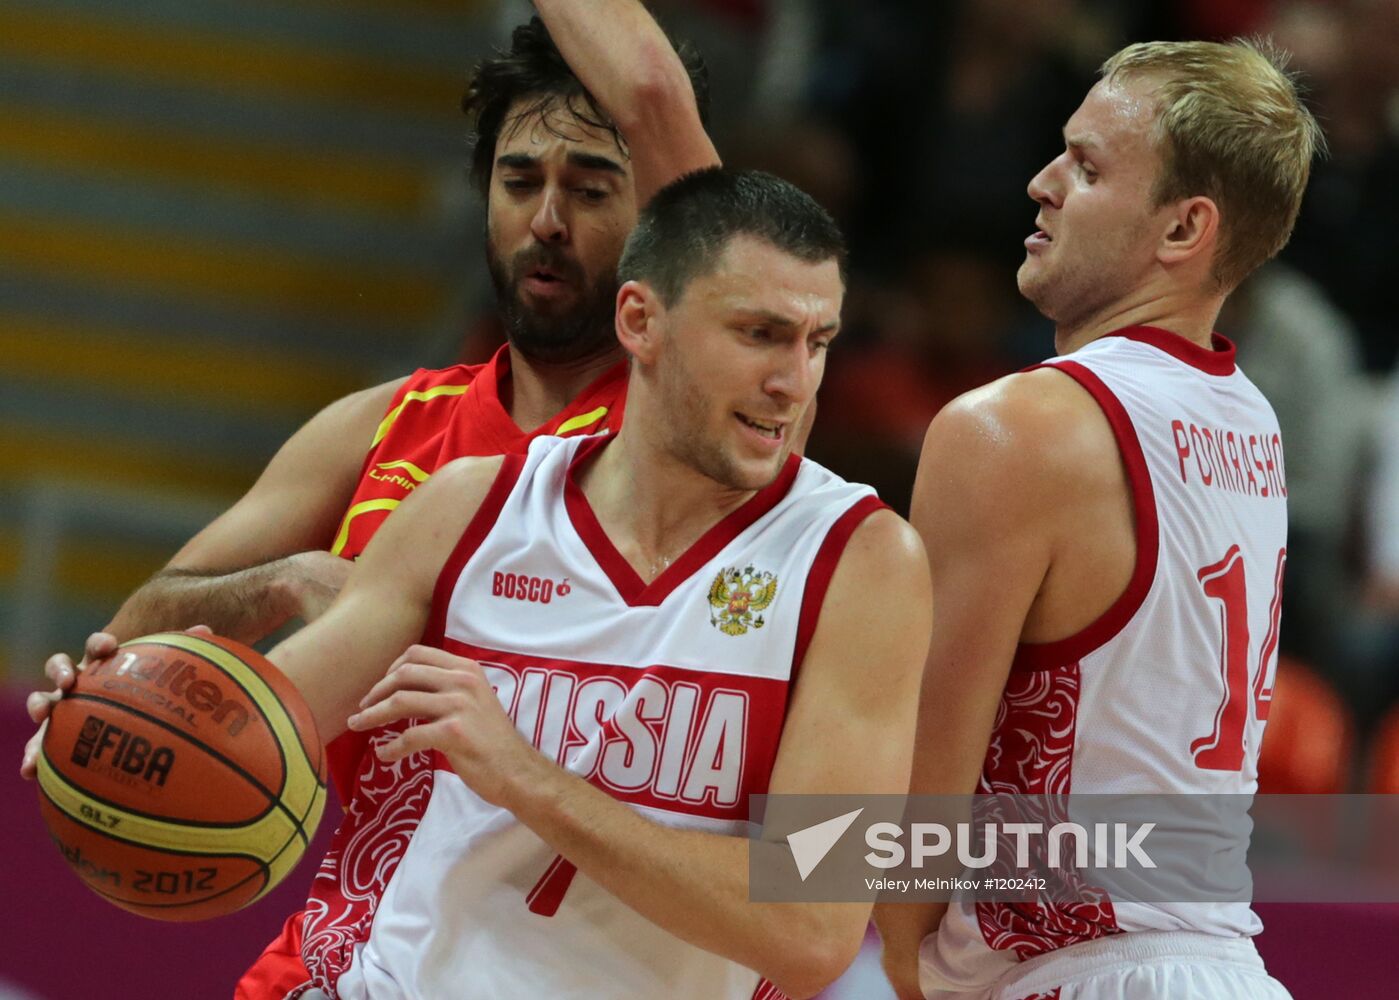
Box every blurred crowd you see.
[466,0,1399,772]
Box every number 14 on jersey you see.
[1192,545,1286,773]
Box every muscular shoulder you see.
[831,508,927,589]
[408,454,509,520]
[795,507,930,718]
[920,367,1121,514]
[823,509,930,657]
[243,375,411,488]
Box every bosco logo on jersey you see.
[491,571,570,604]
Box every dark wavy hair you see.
[463,16,709,198]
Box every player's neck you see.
[579,427,754,585]
[501,343,625,433]
[1054,288,1225,357]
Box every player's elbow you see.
[760,924,863,999]
[617,45,696,135]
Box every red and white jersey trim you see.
[301,433,880,999]
[1010,360,1159,673]
[925,328,1287,993]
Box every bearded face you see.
[484,97,639,365]
[485,237,620,364]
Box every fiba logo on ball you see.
[69,715,177,788]
[71,715,104,766]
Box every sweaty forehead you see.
[496,94,630,162]
[700,236,844,321]
[1069,76,1161,152]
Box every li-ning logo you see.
[492,572,571,604]
[368,459,430,493]
[71,714,175,787]
[707,565,778,636]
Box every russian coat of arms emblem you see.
[707,565,778,636]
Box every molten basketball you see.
[35,632,327,921]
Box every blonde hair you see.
[1099,38,1325,290]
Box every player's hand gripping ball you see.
[35,632,327,921]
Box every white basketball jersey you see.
[925,327,1289,991]
[293,433,880,1000]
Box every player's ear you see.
[1157,194,1219,270]
[615,280,664,364]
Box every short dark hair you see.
[463,17,709,199]
[617,168,847,305]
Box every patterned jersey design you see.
[974,665,1120,960]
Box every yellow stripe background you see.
[0,6,464,115]
[0,212,446,326]
[0,102,432,220]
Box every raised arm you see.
[351,508,931,998]
[533,0,720,204]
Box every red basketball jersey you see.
[332,348,628,564]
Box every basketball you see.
[35,632,327,921]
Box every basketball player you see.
[226,169,930,999]
[874,40,1321,999]
[21,6,720,995]
[21,1,717,800]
